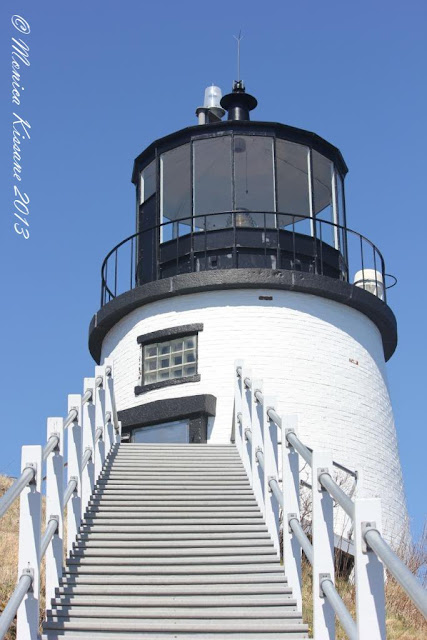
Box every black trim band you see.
[89,269,397,363]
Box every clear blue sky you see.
[1,1,426,539]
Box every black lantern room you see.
[99,83,389,315]
[131,84,348,287]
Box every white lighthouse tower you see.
[89,81,407,542]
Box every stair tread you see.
[65,564,285,575]
[72,546,276,557]
[52,594,293,605]
[74,539,272,548]
[56,583,289,595]
[43,619,308,632]
[67,556,281,566]
[60,574,287,585]
[76,532,270,540]
[43,633,308,640]
[47,606,300,618]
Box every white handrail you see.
[235,360,427,639]
[0,358,120,640]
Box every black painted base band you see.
[89,269,397,363]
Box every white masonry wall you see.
[100,288,407,541]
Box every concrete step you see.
[92,492,253,501]
[84,509,261,517]
[64,563,284,576]
[43,619,309,635]
[60,573,287,586]
[79,525,269,533]
[70,546,277,558]
[67,554,280,566]
[47,606,300,619]
[104,463,242,469]
[55,585,292,597]
[43,633,308,640]
[85,508,261,517]
[116,444,236,448]
[108,458,241,464]
[109,459,242,464]
[99,474,248,480]
[74,538,272,549]
[88,499,258,507]
[109,458,241,463]
[96,476,250,491]
[76,531,270,541]
[82,516,263,525]
[104,459,243,465]
[101,462,244,477]
[105,458,242,464]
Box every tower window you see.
[143,335,197,383]
[135,324,203,394]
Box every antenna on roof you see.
[233,30,244,86]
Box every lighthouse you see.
[88,81,407,542]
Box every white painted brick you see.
[100,288,407,541]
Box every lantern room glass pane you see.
[276,140,310,231]
[234,136,275,227]
[312,150,334,246]
[336,172,348,268]
[160,144,191,241]
[140,160,156,204]
[193,136,232,232]
[336,171,345,228]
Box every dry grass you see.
[0,475,48,640]
[301,531,427,639]
[0,475,19,640]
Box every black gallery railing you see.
[101,212,392,307]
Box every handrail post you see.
[354,497,386,639]
[234,360,244,458]
[105,357,118,428]
[94,365,106,481]
[281,415,302,610]
[311,450,335,640]
[67,394,82,557]
[240,365,252,480]
[103,360,115,454]
[262,395,279,552]
[45,417,64,607]
[17,445,42,640]
[81,378,96,517]
[250,378,265,515]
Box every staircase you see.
[43,443,308,639]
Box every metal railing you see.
[235,361,427,639]
[0,361,120,640]
[100,212,391,307]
